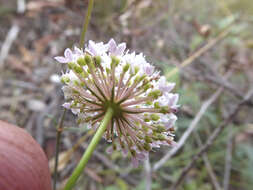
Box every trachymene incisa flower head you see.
[55,39,179,167]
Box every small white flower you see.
[158,92,179,108]
[55,38,179,167]
[74,46,83,56]
[158,76,175,93]
[62,102,71,109]
[86,40,108,56]
[54,48,74,63]
[107,38,126,56]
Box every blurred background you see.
[0,0,253,189]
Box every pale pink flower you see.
[107,38,126,56]
[158,76,175,93]
[54,48,74,63]
[55,39,179,167]
[85,40,108,56]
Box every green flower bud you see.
[94,56,101,65]
[72,100,78,107]
[111,56,120,66]
[134,66,139,75]
[148,90,162,99]
[80,72,88,79]
[72,89,79,94]
[84,54,92,64]
[130,149,136,156]
[144,118,150,122]
[143,143,151,151]
[145,136,152,143]
[142,126,148,132]
[139,74,146,82]
[160,106,169,114]
[150,114,160,121]
[61,76,70,84]
[80,81,85,86]
[154,102,160,108]
[73,65,83,74]
[67,62,76,69]
[137,144,144,151]
[74,80,80,86]
[155,125,166,133]
[134,76,141,83]
[123,63,130,72]
[157,134,166,141]
[143,83,151,91]
[137,133,143,139]
[146,101,152,105]
[77,57,86,66]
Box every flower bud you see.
[77,57,86,66]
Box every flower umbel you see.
[55,39,179,167]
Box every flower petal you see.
[87,40,97,55]
[115,43,126,56]
[62,102,71,109]
[54,56,68,63]
[108,38,117,52]
[74,46,83,56]
[64,48,73,60]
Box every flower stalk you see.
[63,107,113,190]
[80,0,94,47]
[53,109,66,190]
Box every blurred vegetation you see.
[0,0,253,190]
[86,0,253,189]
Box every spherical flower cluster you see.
[55,39,179,167]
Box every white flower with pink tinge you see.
[107,38,126,56]
[85,40,108,56]
[55,39,179,167]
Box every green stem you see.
[79,0,94,48]
[63,107,114,190]
[53,108,67,190]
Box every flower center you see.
[103,101,123,119]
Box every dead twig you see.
[0,24,20,69]
[168,89,253,190]
[203,75,253,106]
[166,24,233,78]
[182,68,253,106]
[17,0,26,14]
[223,132,233,190]
[194,132,222,190]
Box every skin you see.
[0,120,52,190]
